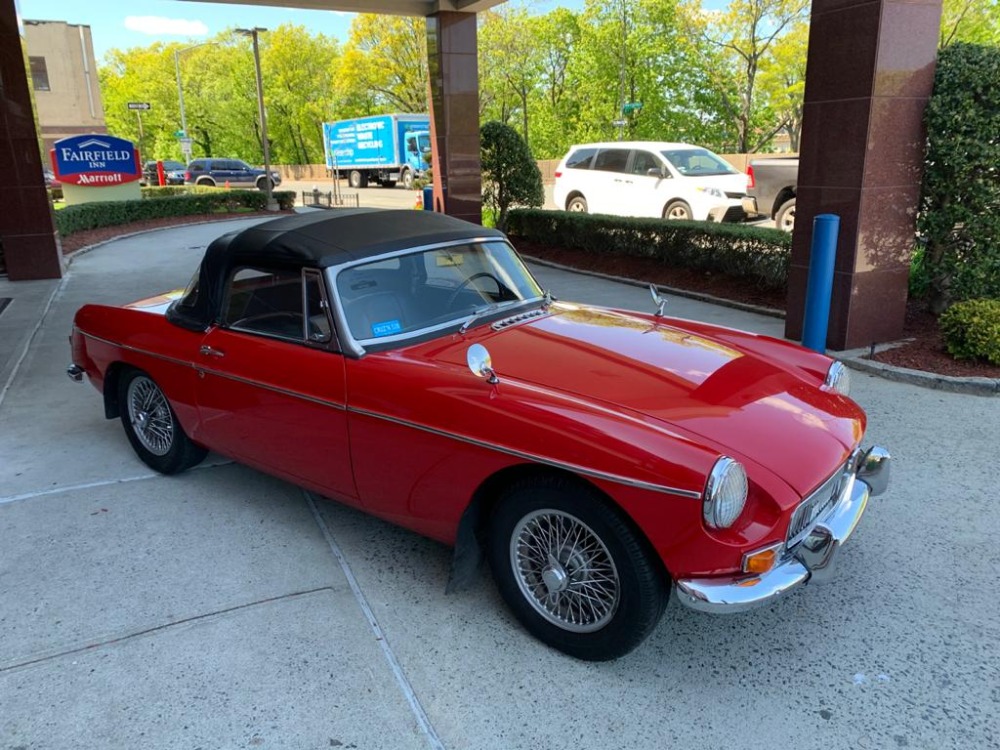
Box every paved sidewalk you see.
[1,218,997,750]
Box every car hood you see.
[680,171,747,194]
[467,304,862,496]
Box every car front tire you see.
[487,476,669,661]
[401,168,414,190]
[118,368,207,475]
[663,200,692,220]
[567,196,588,213]
[775,198,796,232]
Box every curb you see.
[524,255,999,397]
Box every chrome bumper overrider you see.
[676,446,890,614]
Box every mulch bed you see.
[517,239,1000,380]
[59,211,290,255]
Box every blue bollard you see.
[423,185,434,211]
[802,214,840,353]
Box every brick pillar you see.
[426,11,482,225]
[785,0,942,350]
[0,0,62,280]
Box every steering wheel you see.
[446,272,507,309]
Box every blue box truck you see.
[322,113,431,189]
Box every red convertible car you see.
[68,209,889,660]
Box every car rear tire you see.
[349,170,368,189]
[195,177,216,188]
[487,475,669,661]
[567,196,588,213]
[255,176,274,191]
[663,200,692,220]
[775,198,796,233]
[118,368,207,475]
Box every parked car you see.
[743,156,799,232]
[553,141,748,222]
[43,168,61,190]
[67,209,889,661]
[142,160,186,186]
[184,158,281,190]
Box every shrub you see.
[55,190,296,236]
[506,209,792,291]
[918,43,1000,313]
[480,121,543,232]
[939,299,1000,365]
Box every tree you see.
[478,7,541,147]
[480,121,543,231]
[682,0,809,153]
[940,0,1000,47]
[756,19,808,151]
[338,15,428,114]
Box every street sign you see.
[174,130,186,138]
[611,119,627,127]
[128,102,151,111]
[179,137,193,146]
[622,102,643,114]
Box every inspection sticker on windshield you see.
[371,319,402,337]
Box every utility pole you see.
[237,27,278,211]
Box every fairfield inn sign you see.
[50,134,141,186]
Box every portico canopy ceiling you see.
[179,0,505,15]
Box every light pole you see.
[174,42,215,162]
[236,27,277,211]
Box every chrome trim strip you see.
[349,406,702,499]
[80,331,701,497]
[78,332,347,412]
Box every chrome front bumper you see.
[676,446,890,614]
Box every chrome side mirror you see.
[649,284,667,317]
[467,343,499,384]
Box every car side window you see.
[630,151,663,176]
[224,267,334,346]
[565,148,597,169]
[210,160,228,171]
[592,149,630,173]
[190,162,204,173]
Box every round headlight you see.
[824,361,851,396]
[703,457,749,529]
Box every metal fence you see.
[300,190,360,209]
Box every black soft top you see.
[167,208,505,331]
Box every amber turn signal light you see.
[741,543,783,575]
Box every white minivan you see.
[552,141,747,222]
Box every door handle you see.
[200,345,225,358]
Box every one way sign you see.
[127,102,151,111]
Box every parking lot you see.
[0,217,996,749]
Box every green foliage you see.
[55,191,295,236]
[939,299,1000,365]
[506,209,791,290]
[480,121,544,232]
[918,43,1000,313]
[940,0,1000,47]
[140,185,221,198]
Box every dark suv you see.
[184,158,281,190]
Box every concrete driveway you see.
[1,217,997,749]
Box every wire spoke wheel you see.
[510,509,620,633]
[126,375,174,457]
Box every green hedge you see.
[55,190,296,236]
[940,299,1000,365]
[140,185,227,198]
[506,209,792,291]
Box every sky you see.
[17,0,595,62]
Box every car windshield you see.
[163,161,185,171]
[660,148,738,176]
[335,240,543,344]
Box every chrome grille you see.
[787,464,847,544]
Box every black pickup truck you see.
[742,157,798,232]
